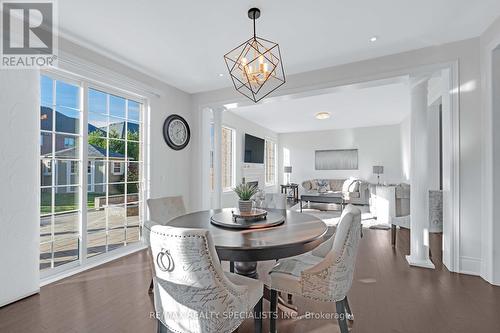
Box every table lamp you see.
[284,166,292,185]
[373,165,384,185]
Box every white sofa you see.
[301,177,370,205]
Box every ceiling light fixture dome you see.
[224,8,286,103]
[315,112,331,120]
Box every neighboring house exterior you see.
[40,107,129,194]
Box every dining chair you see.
[144,196,186,293]
[150,225,264,333]
[147,195,186,225]
[261,193,287,209]
[268,204,362,333]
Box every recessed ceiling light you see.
[218,73,224,77]
[315,112,331,120]
[370,36,378,42]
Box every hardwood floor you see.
[1,228,500,333]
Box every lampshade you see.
[284,166,292,174]
[373,166,384,175]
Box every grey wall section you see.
[0,70,40,306]
[191,37,484,277]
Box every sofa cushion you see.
[310,180,319,190]
[328,179,345,192]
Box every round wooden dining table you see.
[167,208,328,278]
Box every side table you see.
[280,184,299,203]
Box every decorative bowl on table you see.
[210,208,285,229]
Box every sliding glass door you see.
[39,73,145,275]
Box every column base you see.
[406,255,435,269]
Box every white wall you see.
[277,124,404,189]
[220,111,278,207]
[0,70,40,307]
[191,37,484,278]
[480,16,500,285]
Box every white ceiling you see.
[228,80,410,133]
[58,0,500,93]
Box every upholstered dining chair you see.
[268,204,362,333]
[261,193,287,210]
[150,225,264,333]
[145,196,186,293]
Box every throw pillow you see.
[310,180,319,190]
[317,179,330,193]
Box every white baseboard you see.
[459,256,481,276]
[40,244,147,287]
[0,289,40,308]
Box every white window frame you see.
[40,67,150,284]
[221,126,235,192]
[265,139,277,186]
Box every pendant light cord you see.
[253,15,256,38]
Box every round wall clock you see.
[163,114,190,150]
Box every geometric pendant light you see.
[224,8,286,103]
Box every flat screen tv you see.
[244,134,265,164]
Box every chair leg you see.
[391,224,397,246]
[336,299,349,333]
[270,289,278,333]
[148,278,154,295]
[230,261,234,273]
[253,297,263,333]
[287,293,293,305]
[344,296,354,321]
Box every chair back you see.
[302,204,362,302]
[150,225,249,333]
[147,195,186,224]
[262,193,287,209]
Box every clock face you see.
[168,119,187,146]
[163,115,190,150]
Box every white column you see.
[212,108,224,209]
[406,77,435,269]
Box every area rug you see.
[289,203,389,230]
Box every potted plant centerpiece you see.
[233,183,258,213]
